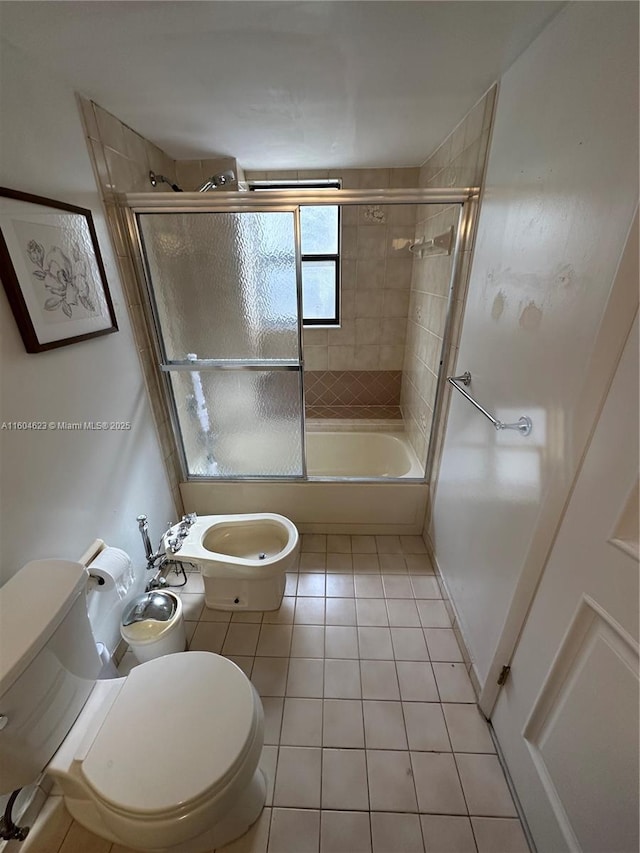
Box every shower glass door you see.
[136,209,304,478]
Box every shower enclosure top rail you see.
[123,187,479,212]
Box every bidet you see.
[168,513,300,611]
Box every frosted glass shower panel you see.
[169,369,303,477]
[138,212,299,360]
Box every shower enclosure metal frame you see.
[121,188,478,484]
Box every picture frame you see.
[0,187,118,353]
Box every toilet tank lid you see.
[0,560,88,696]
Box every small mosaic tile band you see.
[306,405,402,420]
[305,370,402,407]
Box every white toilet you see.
[0,559,265,852]
[170,513,299,611]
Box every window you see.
[250,181,340,325]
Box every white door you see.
[491,315,639,852]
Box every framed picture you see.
[0,187,117,353]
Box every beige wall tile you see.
[175,159,204,190]
[77,95,99,141]
[122,126,149,167]
[305,346,329,370]
[328,346,355,370]
[94,104,125,151]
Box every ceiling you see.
[0,1,563,169]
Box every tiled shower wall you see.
[401,86,497,464]
[244,168,419,418]
[77,97,184,513]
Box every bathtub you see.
[181,427,428,535]
[305,430,423,478]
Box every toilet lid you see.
[81,652,258,815]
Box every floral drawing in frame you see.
[0,187,117,352]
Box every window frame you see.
[249,180,341,326]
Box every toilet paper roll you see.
[88,547,135,599]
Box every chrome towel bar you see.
[447,372,533,436]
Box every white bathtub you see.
[305,430,423,478]
[181,428,428,535]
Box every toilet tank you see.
[0,560,101,793]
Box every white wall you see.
[0,40,175,583]
[431,2,638,689]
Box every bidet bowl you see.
[172,513,299,611]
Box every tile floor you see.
[45,535,529,853]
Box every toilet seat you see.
[81,652,259,818]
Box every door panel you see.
[492,316,639,852]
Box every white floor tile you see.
[232,610,264,623]
[294,597,326,625]
[297,573,326,597]
[378,554,407,573]
[299,553,326,572]
[455,754,517,817]
[403,702,451,752]
[324,659,361,699]
[179,592,205,621]
[291,625,325,657]
[351,535,377,554]
[326,554,353,573]
[432,663,476,703]
[263,597,296,625]
[274,747,322,808]
[442,704,495,753]
[321,748,369,810]
[375,535,402,554]
[411,751,467,815]
[286,657,324,697]
[217,807,271,853]
[327,534,351,553]
[302,534,327,553]
[262,697,284,745]
[363,701,408,749]
[352,554,381,573]
[400,535,428,554]
[416,600,451,628]
[256,625,293,657]
[357,627,394,659]
[356,599,389,627]
[326,574,355,597]
[325,625,359,659]
[420,814,477,853]
[320,811,371,853]
[268,808,320,853]
[360,660,400,700]
[366,750,418,812]
[471,817,529,853]
[322,699,365,748]
[381,575,413,598]
[424,628,463,662]
[226,655,254,678]
[396,661,439,702]
[281,698,323,746]
[405,554,435,574]
[324,598,357,626]
[386,599,421,627]
[354,574,385,598]
[390,627,429,661]
[222,623,261,656]
[371,812,424,853]
[189,621,228,653]
[410,576,441,598]
[260,745,278,806]
[251,657,289,697]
